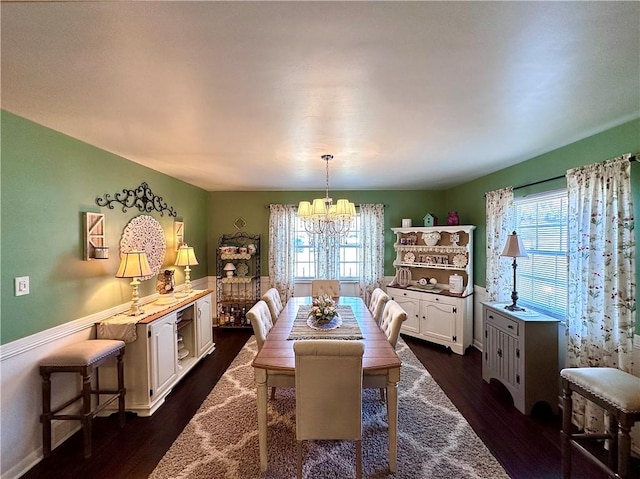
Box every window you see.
[513,189,568,319]
[293,214,362,280]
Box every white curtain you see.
[268,204,297,302]
[358,204,385,304]
[485,187,514,302]
[314,233,341,280]
[566,155,636,432]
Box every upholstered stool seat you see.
[40,339,126,458]
[561,367,640,479]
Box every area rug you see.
[150,337,510,479]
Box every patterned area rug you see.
[150,337,509,479]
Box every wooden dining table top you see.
[251,296,402,372]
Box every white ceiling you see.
[2,1,639,191]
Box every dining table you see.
[252,295,402,472]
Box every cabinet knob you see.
[507,324,513,329]
[488,314,494,319]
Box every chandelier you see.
[297,154,356,236]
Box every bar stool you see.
[560,367,640,479]
[39,339,126,458]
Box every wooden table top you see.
[252,296,402,372]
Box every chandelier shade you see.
[297,155,356,236]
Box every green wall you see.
[208,190,447,277]
[1,111,209,344]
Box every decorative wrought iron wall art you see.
[96,182,177,217]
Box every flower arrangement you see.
[309,294,338,324]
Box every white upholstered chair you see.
[247,300,294,399]
[294,340,364,479]
[363,300,407,400]
[262,287,284,324]
[311,279,340,298]
[368,288,390,326]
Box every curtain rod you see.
[483,153,638,196]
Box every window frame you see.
[292,213,362,281]
[513,189,568,319]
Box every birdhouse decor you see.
[423,213,438,227]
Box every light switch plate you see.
[15,276,30,296]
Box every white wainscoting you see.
[0,279,208,479]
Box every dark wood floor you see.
[23,329,636,478]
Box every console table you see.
[97,290,214,416]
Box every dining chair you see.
[247,300,294,399]
[368,287,390,326]
[262,287,284,324]
[311,279,340,298]
[363,300,407,401]
[294,340,364,479]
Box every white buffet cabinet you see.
[387,286,473,355]
[99,290,214,416]
[388,225,475,355]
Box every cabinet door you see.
[149,312,178,399]
[485,322,520,389]
[390,292,419,334]
[196,295,214,356]
[420,300,456,344]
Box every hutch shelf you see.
[387,225,475,355]
[216,232,260,328]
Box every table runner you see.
[287,305,364,340]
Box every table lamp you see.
[223,262,236,278]
[501,231,528,312]
[116,249,152,316]
[175,244,199,296]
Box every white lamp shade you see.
[298,201,312,218]
[311,198,327,217]
[116,250,152,278]
[501,231,528,258]
[223,262,236,271]
[175,244,199,266]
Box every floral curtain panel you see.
[358,204,385,304]
[566,154,636,431]
[485,187,514,302]
[268,204,297,302]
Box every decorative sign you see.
[96,182,177,217]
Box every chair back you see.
[311,279,340,298]
[294,340,364,441]
[262,288,284,324]
[247,300,273,350]
[379,300,408,349]
[368,288,390,325]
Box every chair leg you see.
[561,381,573,479]
[379,388,385,402]
[270,387,276,400]
[355,439,362,479]
[297,441,303,479]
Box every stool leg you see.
[608,416,618,471]
[117,350,126,428]
[618,415,632,479]
[561,380,573,479]
[81,368,93,458]
[41,370,52,458]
